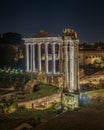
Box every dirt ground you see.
[34,106,104,130]
[1,106,104,130]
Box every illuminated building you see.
[23,28,79,92]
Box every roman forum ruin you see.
[23,28,79,93]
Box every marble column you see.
[45,44,48,74]
[69,41,74,92]
[30,44,33,72]
[26,44,29,72]
[52,43,56,74]
[32,44,35,72]
[74,40,79,91]
[59,43,63,74]
[38,43,41,71]
[68,44,70,73]
[63,45,69,89]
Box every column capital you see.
[44,42,49,46]
[32,43,37,45]
[51,42,57,45]
[56,42,61,45]
[37,42,42,45]
[44,42,50,45]
[25,43,31,45]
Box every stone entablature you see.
[24,37,63,44]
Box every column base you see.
[61,91,79,111]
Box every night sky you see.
[0,0,104,43]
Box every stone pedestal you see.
[61,91,79,110]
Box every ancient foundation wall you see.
[80,89,104,106]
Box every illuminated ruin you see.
[23,28,79,109]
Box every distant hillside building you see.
[79,42,104,65]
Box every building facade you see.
[79,50,104,65]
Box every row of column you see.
[25,40,79,92]
[26,43,59,74]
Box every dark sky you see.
[0,0,104,43]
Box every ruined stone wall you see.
[80,89,104,106]
[79,50,104,65]
[18,93,61,109]
[37,72,64,88]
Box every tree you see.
[2,32,23,44]
[101,57,104,63]
[0,45,15,67]
[94,59,102,64]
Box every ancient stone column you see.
[52,43,56,74]
[26,44,29,72]
[62,28,79,92]
[30,44,33,72]
[69,39,79,92]
[59,43,63,74]
[38,43,41,71]
[69,41,75,92]
[32,44,35,72]
[61,28,80,110]
[63,44,69,89]
[45,43,48,74]
[74,40,79,91]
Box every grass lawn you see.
[17,84,59,102]
[0,107,56,130]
